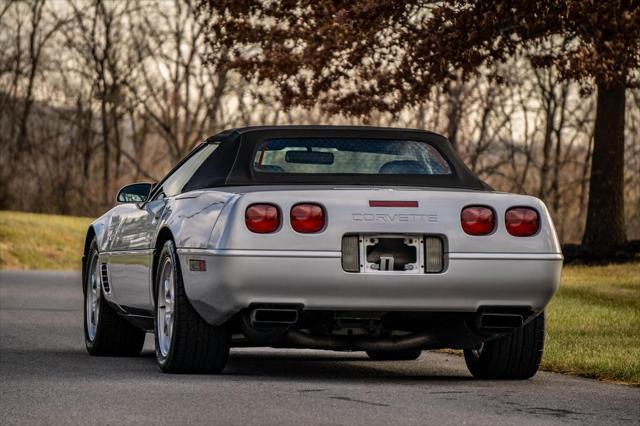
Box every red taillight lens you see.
[290,203,325,233]
[505,207,539,237]
[461,206,495,235]
[245,204,280,233]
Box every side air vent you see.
[100,263,111,293]
[424,237,444,273]
[341,235,360,272]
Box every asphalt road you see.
[1,270,638,426]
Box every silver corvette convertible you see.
[82,125,562,378]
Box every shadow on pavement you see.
[1,346,473,384]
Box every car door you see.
[108,144,218,313]
[108,199,163,312]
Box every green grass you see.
[543,263,640,385]
[0,210,638,384]
[0,210,92,270]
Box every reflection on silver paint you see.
[88,191,235,311]
[107,250,154,311]
[166,191,236,248]
[111,205,158,250]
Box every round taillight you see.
[461,206,495,235]
[290,203,325,233]
[245,204,280,233]
[505,207,539,237]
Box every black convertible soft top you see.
[182,126,488,192]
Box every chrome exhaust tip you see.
[478,313,524,329]
[240,306,301,345]
[250,308,299,326]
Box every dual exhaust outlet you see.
[242,306,527,350]
[249,307,526,330]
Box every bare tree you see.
[125,0,234,164]
[64,0,142,207]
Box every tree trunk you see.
[538,95,554,201]
[445,82,462,151]
[582,83,627,254]
[101,98,110,208]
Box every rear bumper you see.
[177,249,562,326]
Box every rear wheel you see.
[464,312,545,380]
[84,238,145,356]
[366,348,422,361]
[154,240,230,374]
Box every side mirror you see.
[116,182,153,204]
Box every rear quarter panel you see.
[163,190,238,249]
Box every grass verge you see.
[0,210,92,270]
[0,210,638,384]
[542,262,640,385]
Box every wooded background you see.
[0,0,638,248]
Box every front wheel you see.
[464,312,545,380]
[154,240,230,374]
[84,238,145,356]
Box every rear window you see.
[253,138,451,175]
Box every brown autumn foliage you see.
[201,1,639,112]
[200,0,640,257]
[0,1,638,256]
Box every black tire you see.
[154,240,230,374]
[366,348,422,361]
[464,312,545,380]
[84,238,145,356]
